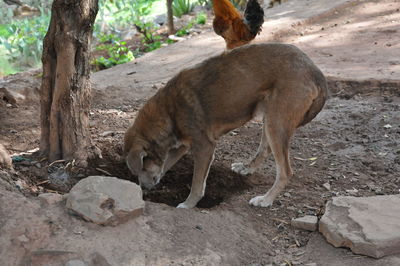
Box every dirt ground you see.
[1,0,400,265]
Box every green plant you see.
[175,21,194,37]
[134,21,159,44]
[0,8,50,70]
[197,0,210,6]
[144,40,162,52]
[95,0,158,39]
[195,12,207,25]
[172,0,194,18]
[0,48,17,76]
[93,39,135,69]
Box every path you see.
[91,0,400,107]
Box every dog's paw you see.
[177,202,193,209]
[231,162,255,175]
[249,195,273,207]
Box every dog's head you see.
[124,131,166,190]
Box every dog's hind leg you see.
[177,140,216,208]
[249,116,295,207]
[231,121,271,175]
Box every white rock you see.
[100,131,114,137]
[168,35,186,42]
[0,144,12,169]
[66,176,144,226]
[291,215,318,231]
[319,195,400,258]
[16,234,29,243]
[38,193,64,205]
[322,182,331,191]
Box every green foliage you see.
[95,0,158,37]
[175,12,206,37]
[195,12,207,25]
[0,8,50,71]
[172,0,194,18]
[93,34,135,69]
[197,0,210,6]
[144,40,162,52]
[0,48,17,76]
[175,21,193,37]
[0,6,14,25]
[134,21,159,44]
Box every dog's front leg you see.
[163,145,189,175]
[177,142,216,209]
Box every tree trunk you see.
[167,0,175,35]
[40,0,98,167]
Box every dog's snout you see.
[139,178,156,190]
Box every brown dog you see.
[124,43,327,208]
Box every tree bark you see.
[166,0,175,35]
[40,0,98,167]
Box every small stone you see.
[15,179,27,190]
[284,192,291,198]
[323,182,331,191]
[90,252,111,266]
[38,193,64,205]
[0,144,12,169]
[304,263,317,266]
[345,188,358,196]
[168,35,185,42]
[65,259,86,266]
[195,225,202,230]
[16,234,29,243]
[291,215,318,231]
[100,131,114,137]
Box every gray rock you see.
[153,13,167,25]
[319,195,400,258]
[0,144,12,169]
[90,252,111,266]
[65,259,85,266]
[66,176,144,225]
[291,215,318,231]
[38,193,64,205]
[322,182,331,191]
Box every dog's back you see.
[156,43,327,138]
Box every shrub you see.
[0,8,50,70]
[196,12,207,25]
[173,0,194,18]
[93,35,135,70]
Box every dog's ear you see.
[126,148,147,174]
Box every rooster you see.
[213,0,264,49]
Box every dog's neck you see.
[135,97,179,154]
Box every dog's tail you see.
[298,70,328,127]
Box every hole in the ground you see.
[88,151,251,208]
[144,156,251,208]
